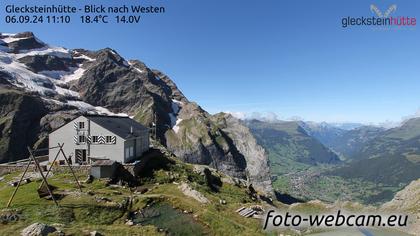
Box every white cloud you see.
[225,111,282,122]
[375,107,420,129]
[400,107,420,123]
[225,111,246,120]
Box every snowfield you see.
[0,33,138,117]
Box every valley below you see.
[246,119,420,205]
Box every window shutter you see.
[98,136,105,144]
[74,136,79,144]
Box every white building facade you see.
[49,115,149,164]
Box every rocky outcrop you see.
[211,113,273,195]
[2,32,45,53]
[382,179,420,236]
[18,55,74,73]
[165,103,248,180]
[21,222,56,236]
[0,87,48,163]
[178,182,210,204]
[71,48,267,186]
[72,49,179,141]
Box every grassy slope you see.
[0,159,276,236]
[0,172,160,235]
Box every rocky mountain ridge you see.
[0,32,272,195]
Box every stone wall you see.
[0,165,41,176]
[0,163,143,178]
[50,165,91,176]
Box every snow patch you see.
[0,49,82,97]
[47,97,131,120]
[38,70,68,80]
[2,36,30,44]
[173,118,183,133]
[1,33,17,37]
[73,54,95,62]
[128,61,143,73]
[0,35,131,119]
[54,86,80,98]
[171,99,184,113]
[62,67,86,82]
[170,99,184,132]
[108,49,129,67]
[16,46,71,59]
[66,100,129,117]
[172,99,184,105]
[0,53,56,95]
[109,50,117,56]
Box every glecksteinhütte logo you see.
[370,4,397,18]
[342,4,416,28]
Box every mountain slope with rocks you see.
[0,32,272,194]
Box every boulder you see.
[90,231,102,236]
[21,223,56,236]
[178,182,209,204]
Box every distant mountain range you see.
[330,118,420,185]
[300,122,385,160]
[245,118,420,204]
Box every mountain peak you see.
[0,31,46,53]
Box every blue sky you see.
[2,0,420,123]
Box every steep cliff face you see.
[211,113,273,194]
[0,32,274,194]
[164,105,248,180]
[0,87,48,162]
